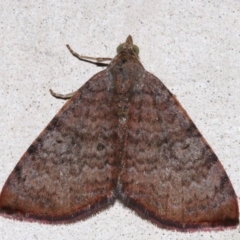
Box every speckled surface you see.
[0,1,239,239]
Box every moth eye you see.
[133,44,139,56]
[116,44,139,56]
[116,43,124,53]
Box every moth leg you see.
[66,44,112,63]
[49,89,76,99]
[49,44,112,100]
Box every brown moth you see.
[0,36,238,231]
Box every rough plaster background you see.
[0,1,239,239]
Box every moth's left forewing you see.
[0,70,119,223]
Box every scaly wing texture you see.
[0,70,119,223]
[119,72,239,230]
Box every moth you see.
[0,36,238,231]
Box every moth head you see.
[116,35,139,57]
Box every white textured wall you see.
[0,1,239,239]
